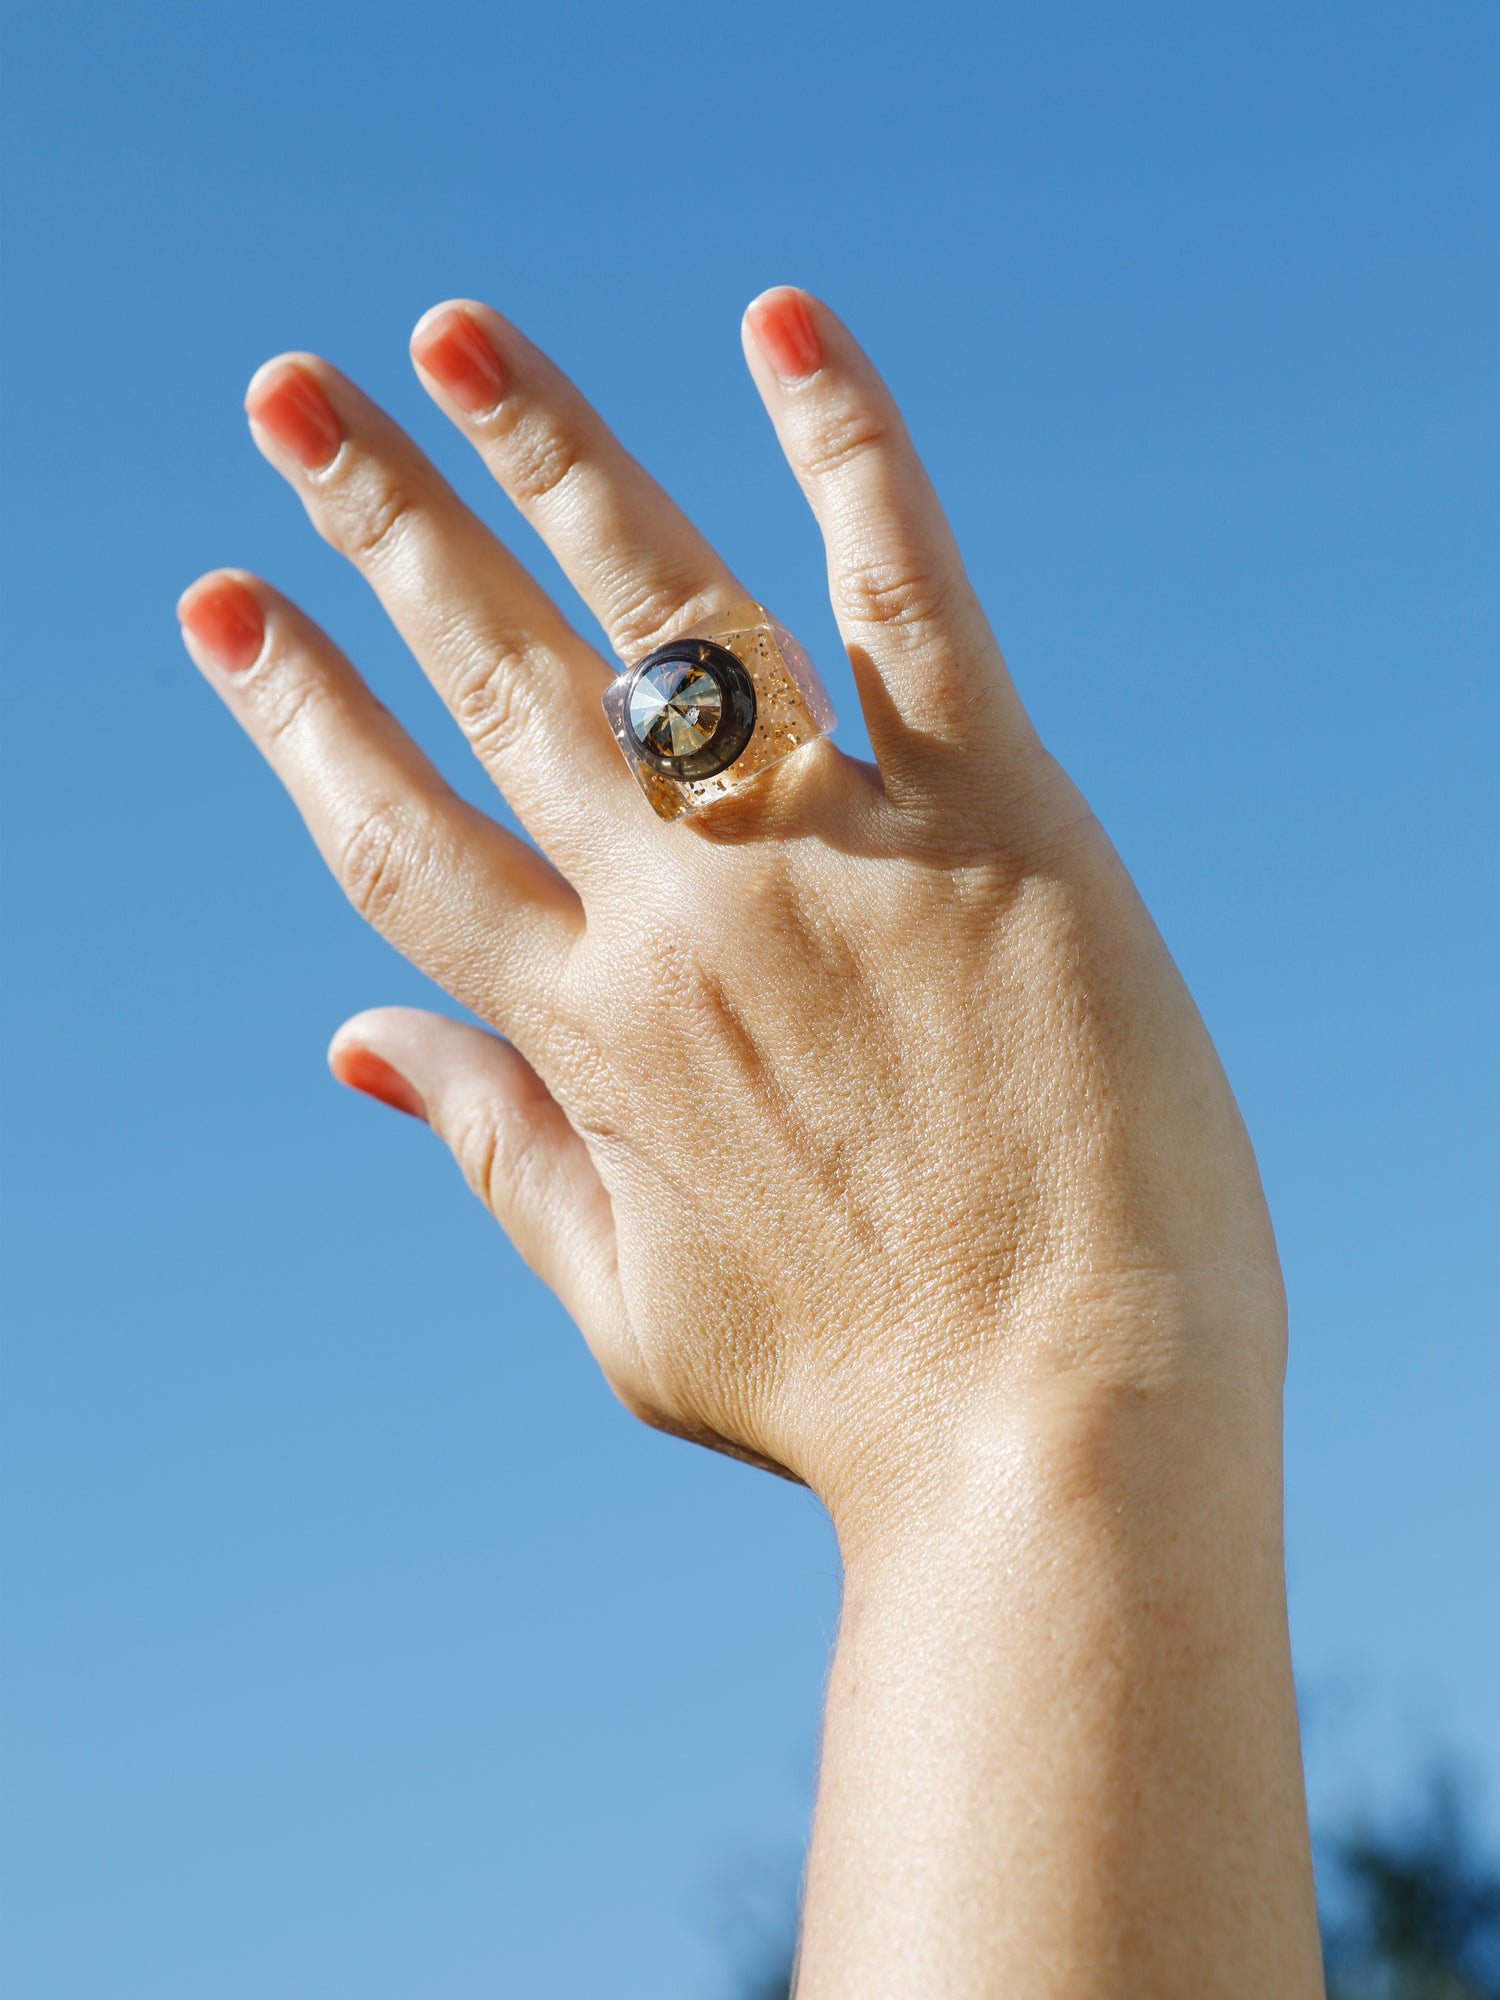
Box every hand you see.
[179,287,1321,1995]
[177,287,1284,1535]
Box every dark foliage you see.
[1323,1769,1500,2000]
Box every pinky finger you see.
[328,1006,629,1358]
[331,1006,806,1484]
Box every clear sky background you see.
[3,3,1496,1993]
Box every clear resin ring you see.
[602,599,836,820]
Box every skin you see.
[177,286,1325,1996]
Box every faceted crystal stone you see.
[626,659,724,760]
[601,598,837,820]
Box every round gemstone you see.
[626,659,724,760]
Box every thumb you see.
[327,1006,624,1350]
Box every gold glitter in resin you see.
[602,600,836,820]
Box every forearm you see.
[796,1364,1323,1998]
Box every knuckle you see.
[835,555,955,633]
[498,411,586,512]
[797,401,889,483]
[333,469,424,567]
[607,579,727,663]
[448,632,538,765]
[450,1099,504,1209]
[336,801,420,928]
[255,662,327,750]
[452,1097,545,1216]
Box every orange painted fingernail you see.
[176,574,265,673]
[411,306,507,414]
[245,362,343,470]
[329,1044,428,1122]
[747,288,823,380]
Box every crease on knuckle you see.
[335,473,424,567]
[798,404,889,484]
[501,412,586,512]
[257,666,327,751]
[450,1099,503,1209]
[454,1097,545,1218]
[835,555,954,634]
[608,579,728,662]
[450,634,537,764]
[336,800,420,928]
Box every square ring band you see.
[602,599,836,821]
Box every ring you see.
[602,599,836,820]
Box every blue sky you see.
[3,2,1497,1992]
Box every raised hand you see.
[178,288,1321,1997]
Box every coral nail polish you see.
[411,307,506,414]
[747,289,823,380]
[329,1044,428,1122]
[244,362,343,470]
[177,575,265,673]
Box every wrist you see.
[816,1275,1289,1569]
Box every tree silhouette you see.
[1322,1767,1500,2000]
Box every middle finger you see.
[408,300,752,671]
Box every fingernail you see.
[176,574,265,674]
[411,306,507,414]
[244,361,343,470]
[747,288,823,380]
[329,1044,428,1123]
